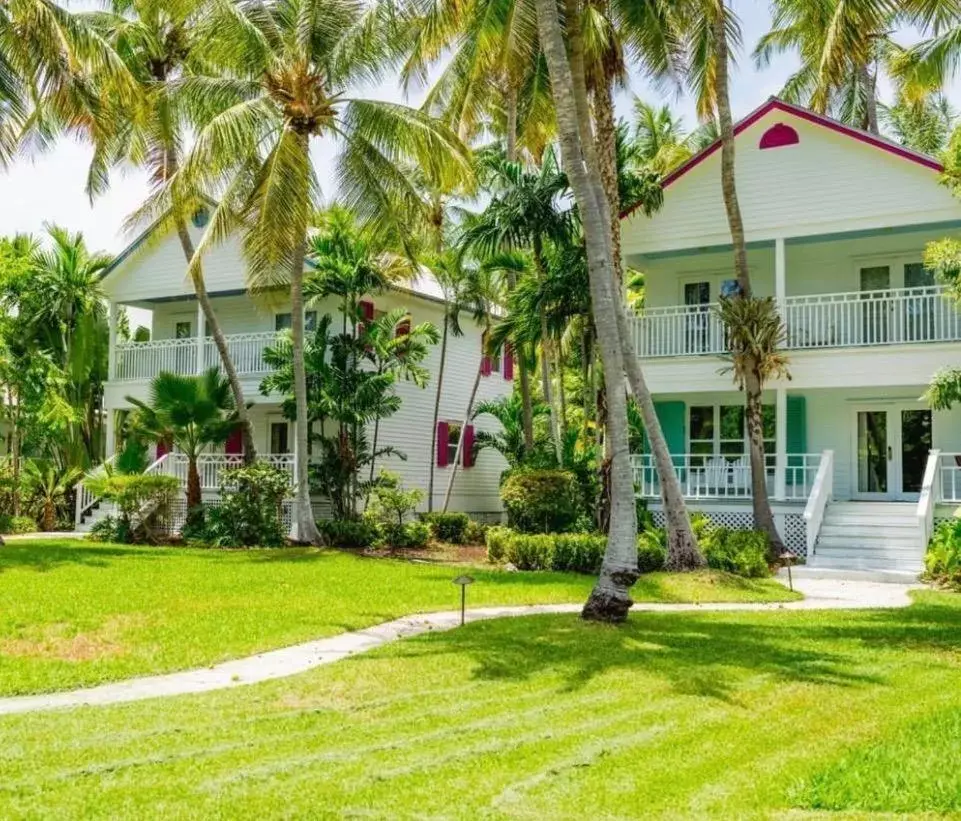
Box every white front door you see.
[852,404,932,500]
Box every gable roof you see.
[621,98,944,220]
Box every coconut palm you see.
[148,0,471,542]
[81,0,261,462]
[630,100,693,177]
[126,368,239,509]
[753,0,901,133]
[473,394,550,467]
[712,1,786,554]
[880,92,957,154]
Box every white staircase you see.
[809,502,924,574]
[76,501,116,533]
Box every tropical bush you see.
[420,512,470,543]
[463,519,488,545]
[184,463,291,548]
[636,528,668,573]
[368,471,428,548]
[500,469,579,533]
[82,473,179,542]
[0,514,38,535]
[319,517,382,548]
[925,518,961,587]
[88,514,129,544]
[24,461,81,532]
[488,528,664,575]
[382,520,431,549]
[702,528,771,578]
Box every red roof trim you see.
[620,98,944,219]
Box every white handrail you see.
[803,450,834,557]
[161,452,296,490]
[74,454,117,527]
[114,332,281,382]
[630,452,820,500]
[917,449,942,551]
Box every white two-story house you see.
[622,97,961,574]
[76,221,511,531]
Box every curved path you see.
[0,577,917,716]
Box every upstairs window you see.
[175,321,192,339]
[275,311,317,332]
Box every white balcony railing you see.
[115,332,281,382]
[633,285,961,358]
[161,453,296,490]
[630,452,820,501]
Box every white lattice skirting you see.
[650,509,808,559]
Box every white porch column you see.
[107,301,117,381]
[775,386,787,500]
[775,237,786,310]
[195,301,206,374]
[105,410,116,460]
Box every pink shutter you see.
[156,438,169,459]
[503,342,514,380]
[462,425,475,468]
[436,421,449,467]
[225,427,243,455]
[360,300,375,321]
[481,355,492,377]
[395,317,411,339]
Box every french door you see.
[853,405,932,500]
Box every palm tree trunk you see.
[506,83,518,161]
[533,243,563,464]
[859,64,879,134]
[428,317,449,512]
[187,455,202,510]
[713,9,785,555]
[557,349,568,443]
[594,57,624,287]
[174,224,258,464]
[290,225,323,545]
[518,344,535,453]
[534,0,638,622]
[443,354,484,512]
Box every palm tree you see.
[713,1,786,554]
[630,100,693,176]
[24,461,82,532]
[463,149,573,461]
[82,0,259,462]
[753,0,900,133]
[473,394,550,467]
[880,92,957,155]
[126,368,239,510]
[151,0,471,542]
[25,226,111,466]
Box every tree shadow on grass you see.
[381,601,961,704]
[0,543,176,573]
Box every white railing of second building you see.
[630,453,820,501]
[202,332,279,376]
[161,453,296,489]
[115,332,281,381]
[633,303,727,358]
[917,449,942,551]
[803,450,834,557]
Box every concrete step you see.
[817,536,919,551]
[810,555,923,573]
[827,504,916,517]
[782,566,921,584]
[820,523,919,539]
[815,546,923,562]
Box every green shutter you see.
[644,402,685,467]
[786,395,806,479]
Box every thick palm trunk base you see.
[582,566,640,623]
[664,525,705,572]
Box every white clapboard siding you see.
[622,105,960,257]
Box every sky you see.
[0,1,953,256]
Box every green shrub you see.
[503,532,555,570]
[551,533,607,573]
[382,520,431,549]
[500,469,579,533]
[80,472,179,542]
[87,515,131,544]
[216,463,290,547]
[636,528,667,573]
[319,518,381,548]
[703,528,771,578]
[421,512,469,543]
[463,519,488,545]
[485,526,513,562]
[925,519,961,586]
[0,514,37,535]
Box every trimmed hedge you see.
[319,518,381,548]
[420,512,470,544]
[486,520,771,578]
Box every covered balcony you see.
[112,332,279,382]
[632,284,961,358]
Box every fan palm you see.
[24,461,82,532]
[149,0,471,542]
[126,368,240,509]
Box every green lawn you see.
[0,589,958,818]
[0,540,795,696]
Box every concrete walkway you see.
[0,576,918,717]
